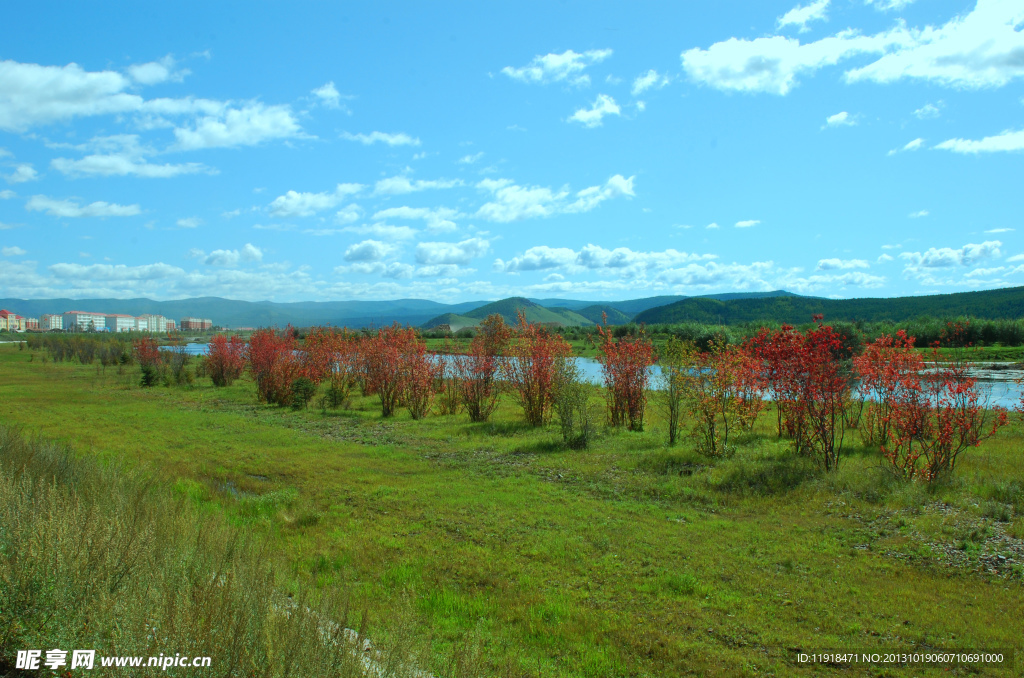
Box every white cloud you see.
[631,69,670,96]
[908,209,929,218]
[51,154,212,178]
[26,195,141,218]
[568,94,621,128]
[344,240,396,262]
[373,175,462,196]
[866,0,917,11]
[706,222,720,229]
[203,244,262,267]
[341,131,420,146]
[372,206,459,233]
[177,216,202,229]
[877,253,895,262]
[497,244,715,274]
[888,137,925,155]
[268,183,363,218]
[458,152,484,164]
[900,240,1002,269]
[985,227,1014,233]
[735,219,760,228]
[497,246,578,272]
[127,55,188,85]
[0,59,142,131]
[777,0,831,32]
[4,164,37,183]
[682,1,1024,95]
[914,102,941,118]
[817,258,869,270]
[502,49,613,87]
[416,238,490,266]
[335,204,362,224]
[173,103,302,150]
[476,174,633,222]
[341,223,418,240]
[824,111,855,127]
[49,262,184,280]
[0,190,14,199]
[2,246,26,256]
[1007,253,1024,262]
[935,128,1024,154]
[311,81,342,109]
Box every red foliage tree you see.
[247,327,299,406]
[501,312,573,426]
[880,344,1007,481]
[797,320,853,471]
[132,336,162,367]
[363,323,433,417]
[596,315,654,431]
[853,331,923,446]
[458,314,511,422]
[206,334,247,387]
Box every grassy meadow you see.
[1,342,1023,677]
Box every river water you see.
[166,343,1023,409]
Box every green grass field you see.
[1,343,1022,677]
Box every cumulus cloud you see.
[735,219,760,228]
[476,174,633,222]
[824,111,855,127]
[334,203,362,224]
[341,131,420,146]
[341,223,418,240]
[415,238,490,266]
[817,258,869,270]
[311,81,343,109]
[866,0,917,11]
[373,175,462,196]
[458,152,484,164]
[201,243,263,267]
[497,244,716,274]
[26,195,141,217]
[935,128,1024,153]
[682,1,1024,95]
[568,94,620,128]
[49,262,184,280]
[2,245,26,256]
[344,240,396,262]
[631,69,671,95]
[4,164,37,183]
[52,154,211,178]
[0,189,15,199]
[372,206,459,233]
[878,253,895,262]
[900,240,1002,269]
[777,0,831,32]
[268,183,363,218]
[172,103,302,150]
[908,209,929,218]
[176,216,202,229]
[914,102,942,118]
[127,55,188,85]
[502,49,613,87]
[888,137,925,155]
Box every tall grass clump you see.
[0,426,439,677]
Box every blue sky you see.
[1,0,1022,303]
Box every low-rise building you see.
[166,319,177,331]
[0,309,25,332]
[40,314,63,330]
[63,311,107,332]
[105,314,136,333]
[138,314,169,332]
[180,317,213,331]
[24,318,39,330]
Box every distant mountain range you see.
[633,286,1024,325]
[5,286,1016,331]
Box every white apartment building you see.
[105,314,137,333]
[63,311,107,332]
[40,314,63,330]
[137,314,169,332]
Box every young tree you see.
[133,336,162,388]
[247,327,299,406]
[458,315,511,422]
[206,334,247,387]
[596,315,655,432]
[797,320,852,472]
[853,330,922,447]
[554,359,595,449]
[657,337,697,446]
[502,312,573,426]
[402,338,439,420]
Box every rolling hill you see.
[634,286,1024,325]
[422,297,593,330]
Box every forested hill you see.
[634,286,1024,325]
